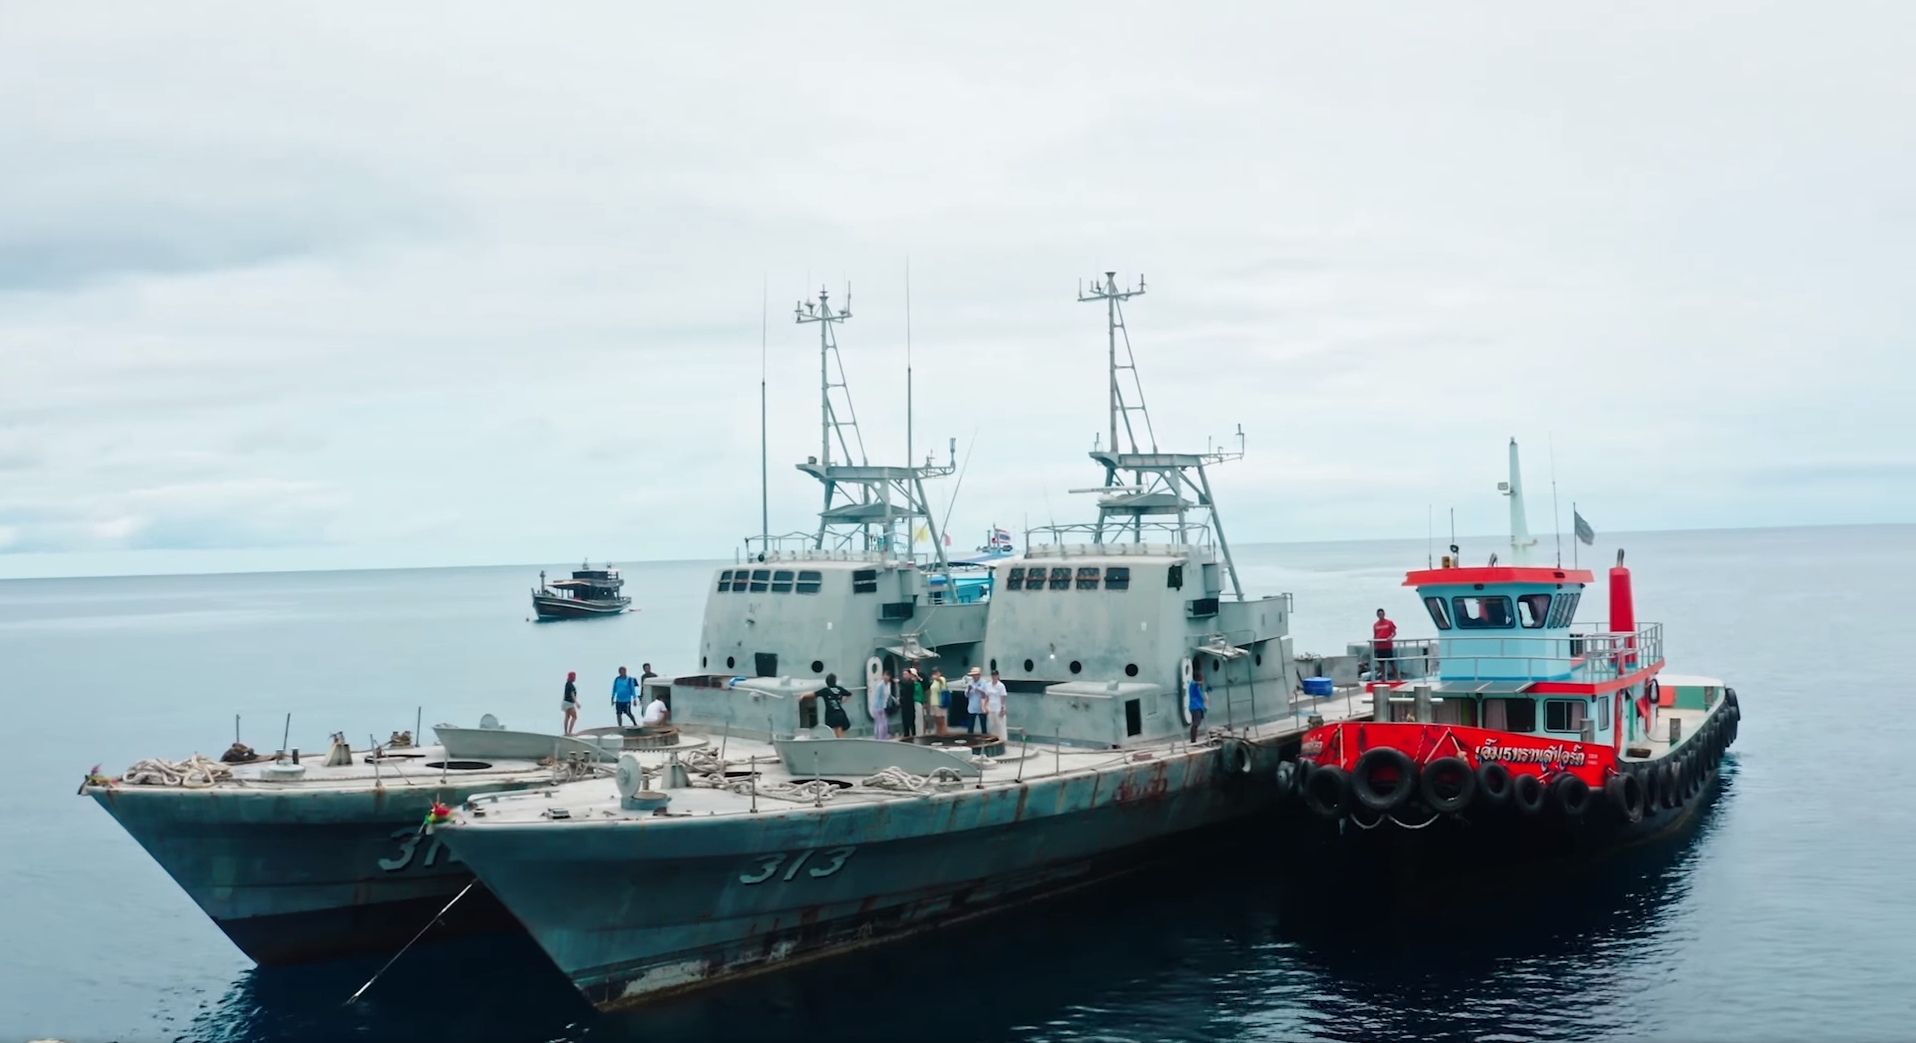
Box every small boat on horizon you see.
[532,562,633,619]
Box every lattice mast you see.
[1072,273,1249,599]
[793,285,954,568]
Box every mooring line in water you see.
[345,880,474,1005]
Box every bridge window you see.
[1424,596,1452,630]
[1167,564,1184,590]
[1452,595,1514,629]
[1105,566,1131,591]
[1546,591,1582,628]
[1485,697,1537,732]
[1005,566,1025,591]
[717,569,734,593]
[1048,567,1072,590]
[796,570,823,595]
[731,570,751,592]
[1544,699,1588,733]
[1517,593,1551,629]
[771,570,794,593]
[1024,568,1046,592]
[1598,694,1612,731]
[1076,567,1101,590]
[852,569,878,594]
[749,569,771,592]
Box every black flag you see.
[1573,510,1595,546]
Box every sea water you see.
[1,525,1911,1042]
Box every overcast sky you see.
[2,2,1911,578]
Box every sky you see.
[1,2,1912,578]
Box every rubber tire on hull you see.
[1511,772,1546,815]
[1419,756,1476,814]
[1659,762,1682,810]
[1477,762,1513,807]
[1605,772,1645,823]
[1274,761,1297,802]
[1352,747,1419,813]
[1552,773,1593,818]
[1304,764,1352,819]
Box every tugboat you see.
[531,562,633,619]
[1289,440,1741,865]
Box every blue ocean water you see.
[1,525,1911,1042]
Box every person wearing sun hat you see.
[964,666,986,734]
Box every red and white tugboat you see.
[1289,441,1741,861]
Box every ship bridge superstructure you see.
[986,274,1299,748]
[671,286,988,739]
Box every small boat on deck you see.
[1285,440,1742,868]
[532,562,633,619]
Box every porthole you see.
[811,660,824,674]
[989,658,998,671]
[701,656,708,668]
[1023,658,1035,672]
[726,656,736,669]
[1124,663,1139,677]
[1069,661,1082,674]
[1255,654,1263,666]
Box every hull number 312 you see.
[738,846,857,885]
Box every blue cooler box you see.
[1302,676,1334,697]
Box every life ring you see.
[1476,762,1513,806]
[1510,772,1546,815]
[1177,657,1194,728]
[1351,747,1418,813]
[1419,756,1476,814]
[1303,764,1351,819]
[865,656,885,721]
[1605,772,1645,823]
[1553,773,1592,818]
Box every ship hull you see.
[87,781,533,964]
[532,594,630,619]
[1321,763,1723,878]
[441,742,1286,1009]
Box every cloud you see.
[0,2,1913,575]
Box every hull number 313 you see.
[738,846,857,885]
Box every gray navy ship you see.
[438,274,1366,1008]
[80,727,618,963]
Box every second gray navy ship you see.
[438,275,1373,1008]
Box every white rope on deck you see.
[120,754,233,788]
[858,765,967,793]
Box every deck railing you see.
[1363,622,1664,685]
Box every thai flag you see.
[991,527,1013,547]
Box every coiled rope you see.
[860,765,968,792]
[121,754,232,788]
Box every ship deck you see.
[461,688,1370,825]
[92,743,567,795]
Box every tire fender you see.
[1352,746,1418,813]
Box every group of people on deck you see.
[559,664,667,735]
[809,665,1009,741]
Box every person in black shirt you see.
[813,673,854,737]
[561,671,579,735]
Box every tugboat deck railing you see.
[1365,622,1665,687]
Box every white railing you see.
[1362,622,1664,684]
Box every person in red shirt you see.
[1372,608,1399,681]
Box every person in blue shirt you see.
[1187,667,1207,742]
[611,666,640,727]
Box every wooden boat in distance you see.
[532,562,633,619]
